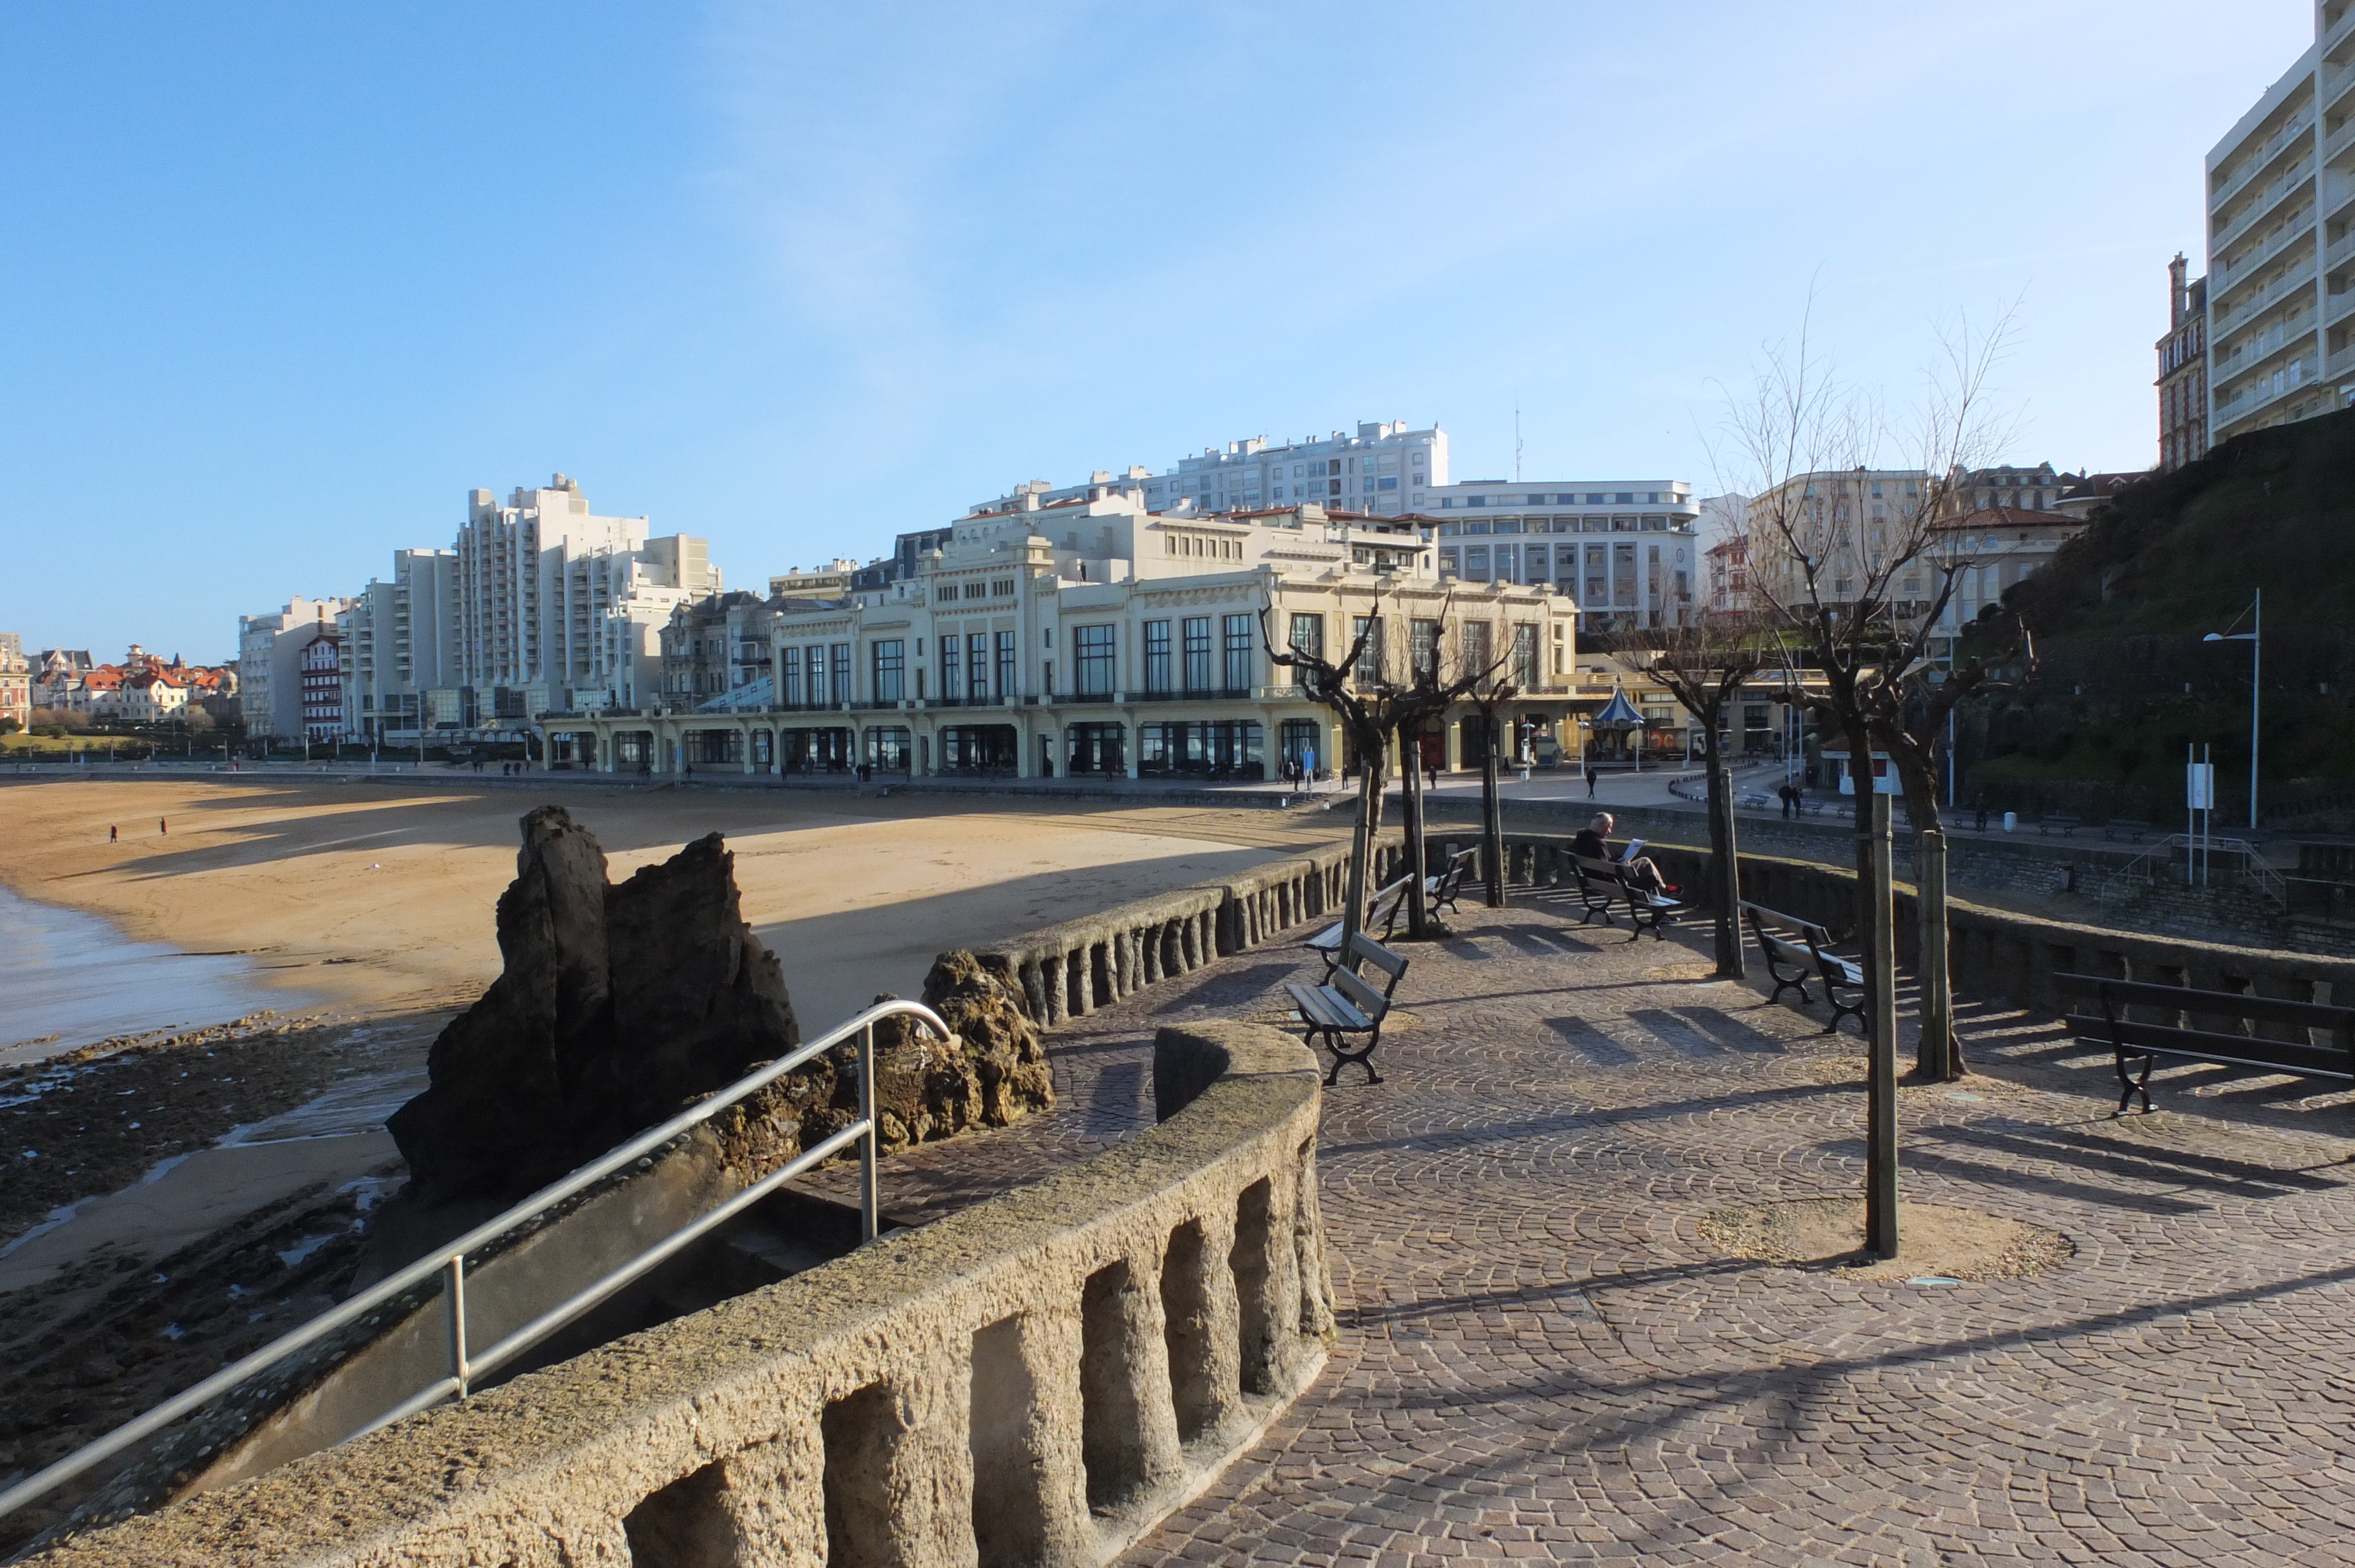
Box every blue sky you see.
[0,1,2317,662]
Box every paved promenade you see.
[843,888,2355,1567]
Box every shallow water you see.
[0,883,297,1063]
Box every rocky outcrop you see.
[387,810,1054,1207]
[388,806,800,1204]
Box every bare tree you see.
[1728,303,2014,1254]
[1264,589,1505,945]
[1593,611,1774,976]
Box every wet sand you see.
[0,777,1341,1044]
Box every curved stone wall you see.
[968,832,1404,1025]
[25,1021,1333,1568]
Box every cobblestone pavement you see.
[827,887,2355,1566]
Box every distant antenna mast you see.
[1514,400,1524,481]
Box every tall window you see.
[1222,614,1253,693]
[1351,616,1384,688]
[1512,623,1538,687]
[1182,616,1212,692]
[1287,613,1322,689]
[941,635,962,700]
[997,630,1017,700]
[806,644,827,706]
[831,644,851,706]
[1074,623,1116,696]
[871,639,905,702]
[1461,620,1491,677]
[782,646,803,706]
[968,632,989,702]
[1144,619,1172,693]
[1410,619,1439,681]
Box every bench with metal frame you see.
[2051,972,2355,1115]
[1424,846,1480,918]
[1740,901,1867,1034]
[1286,931,1409,1086]
[1304,875,1411,979]
[1573,854,1682,941]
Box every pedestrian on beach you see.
[159,818,167,835]
[108,824,117,842]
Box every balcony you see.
[2213,221,2317,305]
[2211,157,2313,260]
[2214,114,2314,211]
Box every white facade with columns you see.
[543,492,1585,781]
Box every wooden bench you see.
[2039,813,2081,836]
[1424,846,1479,918]
[1286,932,1409,1086]
[1740,901,1867,1035]
[1304,876,1410,979]
[2102,819,2153,842]
[2051,972,2355,1115]
[1572,855,1681,942]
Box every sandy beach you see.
[0,776,1342,1040]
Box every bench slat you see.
[2065,1014,2354,1078]
[2050,973,2355,1031]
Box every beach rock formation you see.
[387,810,1055,1207]
[388,806,800,1204]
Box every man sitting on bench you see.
[1572,813,1671,894]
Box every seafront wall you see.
[29,1021,1332,1568]
[1464,830,2355,1014]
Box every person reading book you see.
[1571,813,1671,894]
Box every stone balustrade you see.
[28,1021,1332,1568]
[972,832,1404,1025]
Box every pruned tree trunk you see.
[1915,828,1958,1079]
[1342,745,1383,948]
[1704,732,1744,977]
[1399,723,1433,938]
[1859,785,1899,1260]
[1481,714,1505,907]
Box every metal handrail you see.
[0,997,945,1524]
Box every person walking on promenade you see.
[1585,760,1599,799]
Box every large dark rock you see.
[387,806,800,1204]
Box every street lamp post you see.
[2202,588,2261,831]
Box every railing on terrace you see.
[2095,833,2288,912]
[0,998,944,1528]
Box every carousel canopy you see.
[1590,689,1647,727]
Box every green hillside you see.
[1965,407,2355,825]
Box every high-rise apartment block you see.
[339,476,724,744]
[237,597,353,740]
[973,421,1448,527]
[2158,254,2210,470]
[1422,480,1701,629]
[2193,3,2355,453]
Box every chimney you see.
[2169,253,2189,329]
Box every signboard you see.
[2187,762,2215,810]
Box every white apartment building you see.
[2198,2,2355,449]
[237,596,353,740]
[342,548,459,744]
[974,421,1450,524]
[544,493,1581,782]
[1421,479,1702,628]
[455,475,722,732]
